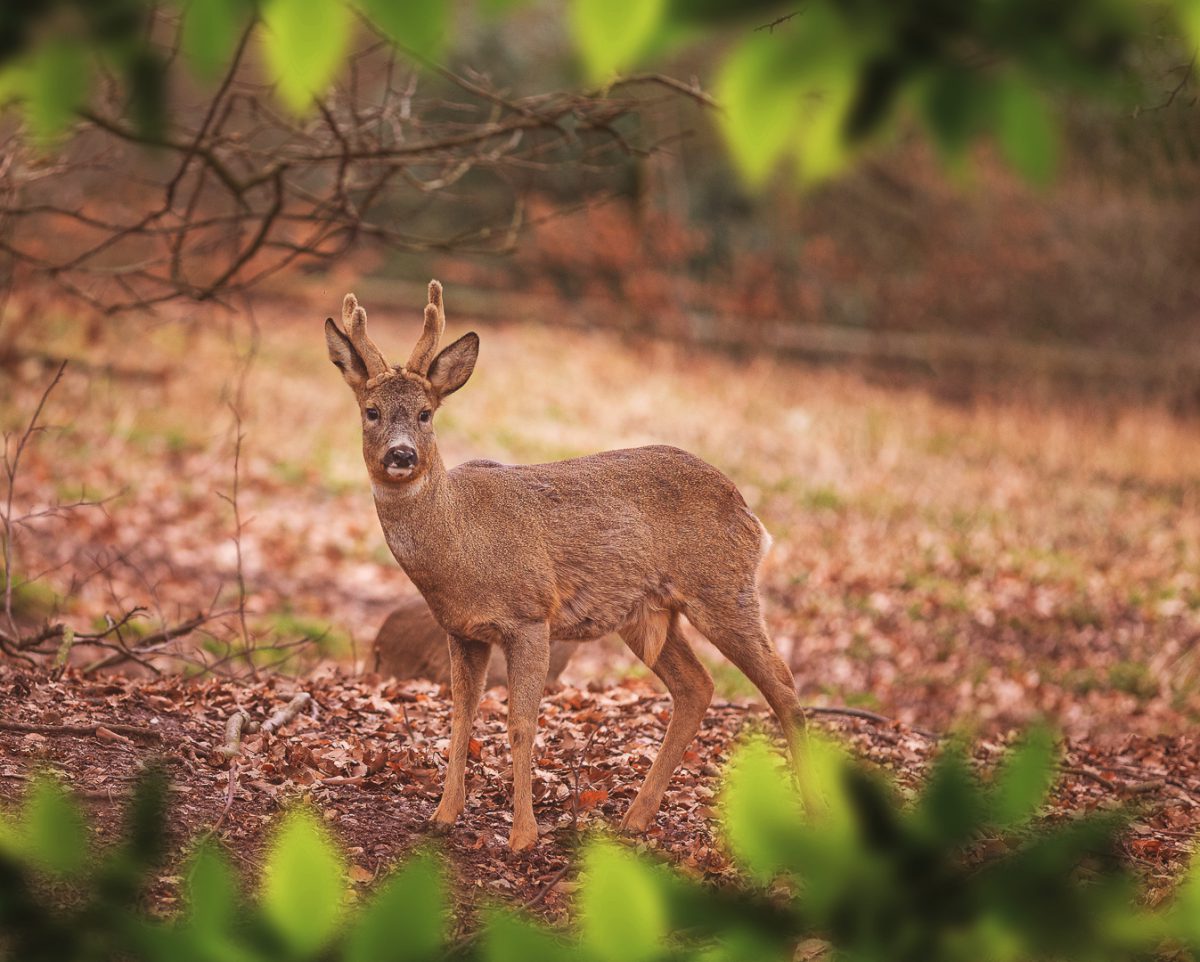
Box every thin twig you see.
[2,360,67,646]
[521,864,571,910]
[218,401,254,670]
[0,719,162,741]
[79,612,211,674]
[755,8,804,32]
[796,703,941,740]
[569,725,602,832]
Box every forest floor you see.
[2,286,1199,918]
[2,663,1200,924]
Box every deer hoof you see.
[619,805,655,834]
[430,800,462,828]
[508,822,538,852]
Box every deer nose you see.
[383,445,418,469]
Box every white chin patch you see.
[386,465,415,480]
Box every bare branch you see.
[2,361,67,646]
[0,31,713,315]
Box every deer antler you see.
[343,293,390,378]
[406,280,445,375]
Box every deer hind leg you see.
[685,587,801,753]
[619,611,714,833]
[432,635,490,828]
[503,622,551,852]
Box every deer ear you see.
[325,318,368,389]
[428,332,479,399]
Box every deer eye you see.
[364,407,380,422]
[418,409,432,423]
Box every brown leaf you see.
[577,788,608,811]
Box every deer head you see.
[325,280,479,488]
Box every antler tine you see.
[405,279,446,374]
[343,293,389,378]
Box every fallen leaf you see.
[577,788,608,811]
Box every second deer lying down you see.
[325,281,801,851]
[374,595,577,688]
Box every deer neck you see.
[371,445,454,571]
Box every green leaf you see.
[188,842,238,938]
[579,839,667,962]
[261,809,345,956]
[716,5,860,187]
[344,852,446,962]
[989,726,1058,828]
[21,776,87,876]
[714,34,801,188]
[125,49,169,140]
[1180,0,1200,58]
[922,65,991,165]
[358,0,447,58]
[570,0,666,82]
[995,73,1058,185]
[260,0,352,113]
[792,77,854,185]
[720,736,805,882]
[26,40,90,143]
[182,0,248,80]
[479,0,534,13]
[1171,853,1200,944]
[482,909,577,962]
[914,743,984,845]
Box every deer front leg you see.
[432,634,490,828]
[503,623,551,852]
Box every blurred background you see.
[2,0,1199,741]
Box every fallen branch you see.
[0,719,161,741]
[1125,778,1166,796]
[260,692,313,735]
[217,692,313,760]
[216,709,253,759]
[1060,765,1119,792]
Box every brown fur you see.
[373,595,577,688]
[325,281,801,851]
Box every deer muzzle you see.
[382,444,418,478]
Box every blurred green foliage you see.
[3,730,1200,961]
[1,0,1198,181]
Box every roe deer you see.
[325,281,800,850]
[374,595,577,688]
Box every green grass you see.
[706,658,760,700]
[261,609,351,657]
[1060,667,1101,696]
[1,572,60,621]
[1107,660,1157,701]
[802,486,845,512]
